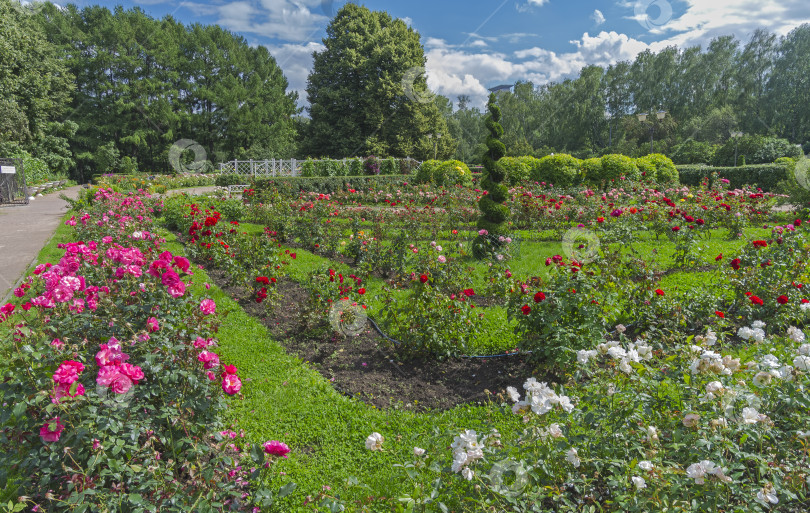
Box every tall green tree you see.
[0,0,75,165]
[302,3,454,159]
[768,24,810,143]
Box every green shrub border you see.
[676,162,791,191]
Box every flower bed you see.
[0,189,292,511]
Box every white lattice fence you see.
[218,159,300,177]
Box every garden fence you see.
[0,158,28,206]
[218,159,301,177]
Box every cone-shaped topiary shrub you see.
[473,93,509,258]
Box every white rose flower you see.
[646,426,659,442]
[798,344,810,355]
[461,467,474,480]
[365,432,384,451]
[638,460,654,471]
[753,371,773,387]
[741,407,760,424]
[706,381,724,395]
[547,423,564,438]
[793,355,810,371]
[756,483,778,505]
[618,359,633,374]
[686,462,708,484]
[451,451,468,473]
[752,320,766,329]
[558,395,575,413]
[787,326,806,343]
[413,447,425,457]
[566,447,580,468]
[506,386,520,402]
[632,476,647,490]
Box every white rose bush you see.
[364,323,810,511]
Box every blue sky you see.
[37,0,810,109]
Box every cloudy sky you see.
[64,0,810,109]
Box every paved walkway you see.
[0,186,82,302]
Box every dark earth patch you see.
[204,268,553,412]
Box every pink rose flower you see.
[40,417,65,442]
[222,374,242,395]
[263,440,290,458]
[167,282,186,298]
[119,363,145,384]
[198,351,220,370]
[52,382,85,403]
[161,270,181,288]
[53,361,85,385]
[146,317,159,333]
[200,299,216,315]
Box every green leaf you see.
[278,482,296,498]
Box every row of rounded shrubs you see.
[415,154,679,187]
[299,156,420,177]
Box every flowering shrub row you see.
[364,322,810,510]
[0,189,290,511]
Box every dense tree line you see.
[444,26,810,165]
[1,0,298,180]
[3,0,810,178]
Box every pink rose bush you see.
[0,189,276,511]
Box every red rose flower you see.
[749,295,764,306]
[521,304,531,315]
[463,288,475,297]
[672,226,680,232]
[534,291,546,303]
[419,274,428,284]
[715,253,723,261]
[730,258,741,270]
[777,295,789,305]
[655,289,665,296]
[715,311,724,318]
[752,240,768,248]
[358,288,366,295]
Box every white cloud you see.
[527,0,549,5]
[399,16,413,26]
[265,41,325,108]
[627,0,810,43]
[423,30,651,109]
[216,0,330,41]
[469,40,488,48]
[591,9,606,26]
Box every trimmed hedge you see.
[415,159,472,187]
[676,162,792,191]
[534,154,581,186]
[499,157,531,185]
[298,157,416,177]
[635,153,678,184]
[251,175,414,195]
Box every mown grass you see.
[159,230,529,511]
